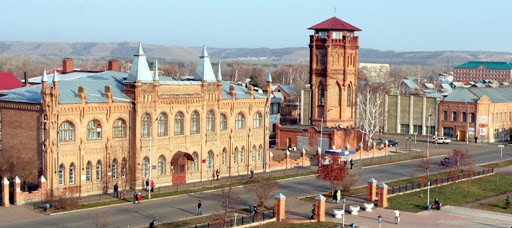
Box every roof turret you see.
[126,42,153,83]
[41,69,48,82]
[53,70,59,82]
[193,45,217,82]
[266,72,272,82]
[154,59,159,81]
[217,62,222,81]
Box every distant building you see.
[0,72,22,91]
[453,61,512,82]
[359,63,389,78]
[273,85,299,124]
[385,95,439,136]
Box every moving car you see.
[440,157,458,166]
[433,137,451,144]
[387,140,398,147]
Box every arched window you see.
[191,111,200,134]
[113,119,127,138]
[347,85,352,106]
[58,164,65,185]
[59,121,75,142]
[207,151,214,169]
[207,111,215,132]
[87,120,102,140]
[96,160,102,181]
[69,163,75,185]
[158,113,168,136]
[235,113,245,129]
[175,112,184,135]
[241,146,245,164]
[142,157,149,177]
[220,114,227,131]
[252,145,256,163]
[112,159,118,179]
[222,148,227,166]
[253,112,262,128]
[192,152,199,171]
[318,82,325,105]
[158,155,166,175]
[141,114,151,137]
[234,147,238,164]
[121,158,127,178]
[258,145,263,162]
[86,161,92,182]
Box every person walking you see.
[250,168,254,179]
[332,190,337,203]
[133,191,137,204]
[350,159,354,169]
[197,200,203,215]
[151,180,155,192]
[336,189,341,204]
[137,191,142,204]
[145,179,149,191]
[394,209,400,224]
[113,183,119,198]
[311,204,315,219]
[149,220,155,228]
[216,169,220,181]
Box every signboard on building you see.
[468,128,475,135]
[270,116,278,123]
[479,128,487,136]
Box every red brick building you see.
[453,61,512,82]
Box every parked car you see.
[440,157,458,166]
[433,137,451,144]
[387,140,398,147]
[376,139,398,148]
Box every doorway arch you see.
[171,151,194,185]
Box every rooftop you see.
[0,72,22,90]
[308,17,361,31]
[444,88,512,103]
[454,61,512,70]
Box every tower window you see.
[319,31,327,38]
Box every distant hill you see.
[1,41,512,66]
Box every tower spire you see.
[217,61,222,81]
[53,70,59,82]
[193,45,217,82]
[41,69,48,82]
[154,59,159,81]
[126,43,153,83]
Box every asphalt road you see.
[1,142,511,228]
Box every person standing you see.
[145,179,149,191]
[149,220,155,228]
[137,191,142,204]
[216,169,220,181]
[151,180,155,192]
[336,189,341,204]
[133,191,137,204]
[197,200,203,215]
[394,209,400,224]
[311,204,315,219]
[250,168,254,179]
[350,159,354,169]
[113,183,119,198]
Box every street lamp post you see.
[342,197,346,227]
[318,108,332,155]
[465,102,469,144]
[499,144,504,164]
[427,180,431,208]
[148,118,159,199]
[428,111,432,158]
[378,215,382,228]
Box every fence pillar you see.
[377,183,388,208]
[314,194,326,221]
[2,177,9,207]
[367,178,378,201]
[13,176,21,205]
[39,176,47,199]
[274,193,286,221]
[301,149,306,166]
[285,150,290,169]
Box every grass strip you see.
[470,197,512,214]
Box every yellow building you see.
[0,44,271,197]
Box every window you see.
[253,112,262,128]
[113,119,127,138]
[452,112,457,122]
[142,157,149,177]
[207,111,215,132]
[222,148,227,166]
[192,152,199,171]
[175,112,184,135]
[220,114,227,131]
[141,114,151,137]
[318,83,325,105]
[58,164,64,186]
[158,113,168,136]
[443,127,453,137]
[86,161,92,182]
[112,159,117,179]
[121,158,127,178]
[258,145,263,162]
[59,121,75,142]
[462,112,467,122]
[234,147,238,164]
[347,85,352,106]
[207,151,214,169]
[158,156,166,175]
[443,111,448,121]
[252,146,256,163]
[471,113,475,123]
[191,111,200,134]
[69,163,75,185]
[400,124,410,134]
[241,147,245,164]
[270,103,279,114]
[318,31,327,38]
[96,160,102,181]
[87,120,102,140]
[413,125,422,135]
[235,113,245,129]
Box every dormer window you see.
[319,31,327,38]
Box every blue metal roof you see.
[277,85,297,97]
[221,82,267,100]
[444,88,512,103]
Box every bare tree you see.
[356,82,386,149]
[340,173,360,194]
[414,158,434,180]
[211,180,240,227]
[244,177,280,208]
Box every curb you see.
[360,154,448,169]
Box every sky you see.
[2,0,511,52]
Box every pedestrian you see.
[145,178,149,191]
[197,200,203,215]
[311,204,315,219]
[151,180,155,192]
[394,209,400,224]
[475,136,478,143]
[336,189,341,204]
[253,203,259,216]
[113,183,119,198]
[250,168,254,178]
[350,159,354,169]
[149,220,155,228]
[332,190,337,203]
[133,191,137,204]
[216,169,220,181]
[137,191,142,203]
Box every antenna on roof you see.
[333,0,336,16]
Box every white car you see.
[433,137,451,144]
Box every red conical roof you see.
[308,17,361,31]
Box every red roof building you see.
[0,72,22,91]
[308,16,361,31]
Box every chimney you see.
[24,72,28,87]
[108,59,120,71]
[62,58,74,73]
